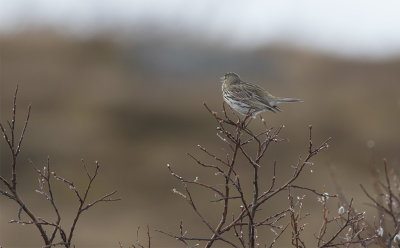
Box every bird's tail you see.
[275,97,303,104]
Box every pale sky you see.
[1,0,400,58]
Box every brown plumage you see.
[221,72,302,118]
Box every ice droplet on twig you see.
[394,233,400,243]
[377,226,384,237]
[338,206,345,215]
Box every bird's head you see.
[221,72,241,85]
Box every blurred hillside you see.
[1,31,400,247]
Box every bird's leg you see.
[241,115,253,129]
[241,108,255,128]
[245,117,253,127]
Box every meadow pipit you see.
[221,72,302,118]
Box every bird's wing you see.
[241,82,275,108]
[228,82,277,112]
[227,84,253,100]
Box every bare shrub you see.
[3,87,397,248]
[0,87,120,247]
[361,159,400,247]
[158,103,377,247]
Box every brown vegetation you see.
[1,32,400,247]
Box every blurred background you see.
[1,1,400,247]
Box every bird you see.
[221,72,302,118]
